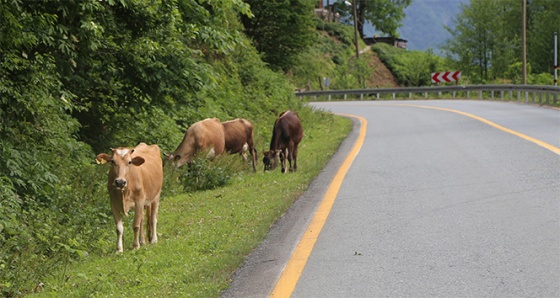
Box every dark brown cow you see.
[96,143,163,253]
[169,118,225,167]
[222,118,258,172]
[263,110,303,173]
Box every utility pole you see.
[554,32,558,86]
[352,0,360,58]
[344,0,360,58]
[522,0,527,84]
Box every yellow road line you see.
[269,114,367,298]
[398,104,560,156]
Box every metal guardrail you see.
[295,84,560,104]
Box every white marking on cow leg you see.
[112,205,124,253]
[281,149,288,173]
[150,194,160,244]
[241,143,249,161]
[206,148,216,159]
[116,220,124,253]
[139,216,146,245]
[115,149,129,157]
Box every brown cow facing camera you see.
[263,110,303,173]
[168,118,225,168]
[96,143,163,253]
[222,118,258,172]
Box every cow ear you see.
[96,153,111,165]
[131,156,145,166]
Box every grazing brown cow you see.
[96,143,163,253]
[263,110,303,173]
[169,118,225,168]
[222,118,258,172]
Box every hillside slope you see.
[365,51,399,87]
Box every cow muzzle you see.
[114,179,127,189]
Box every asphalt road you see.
[223,100,560,298]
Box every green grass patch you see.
[33,110,352,297]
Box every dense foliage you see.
[241,0,317,72]
[0,0,307,295]
[333,0,412,38]
[443,0,558,84]
[372,43,447,86]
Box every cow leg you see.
[291,143,299,172]
[241,143,249,162]
[145,205,152,243]
[250,146,258,173]
[280,148,288,173]
[132,202,144,249]
[149,193,160,244]
[206,147,216,160]
[111,206,124,253]
[139,215,146,245]
[284,142,294,172]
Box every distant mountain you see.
[363,0,468,54]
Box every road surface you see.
[223,100,560,298]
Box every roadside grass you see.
[34,109,352,297]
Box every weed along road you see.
[223,100,560,298]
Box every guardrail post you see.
[479,90,483,99]
[409,92,412,98]
[466,91,470,98]
[360,93,363,100]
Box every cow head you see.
[164,152,184,168]
[96,148,145,190]
[262,150,279,172]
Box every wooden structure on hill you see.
[364,37,408,50]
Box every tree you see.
[443,0,558,83]
[335,0,411,38]
[241,0,317,72]
[443,0,520,83]
[527,0,560,74]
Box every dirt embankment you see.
[362,47,399,88]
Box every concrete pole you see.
[522,0,527,84]
[554,32,558,86]
[353,0,360,59]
